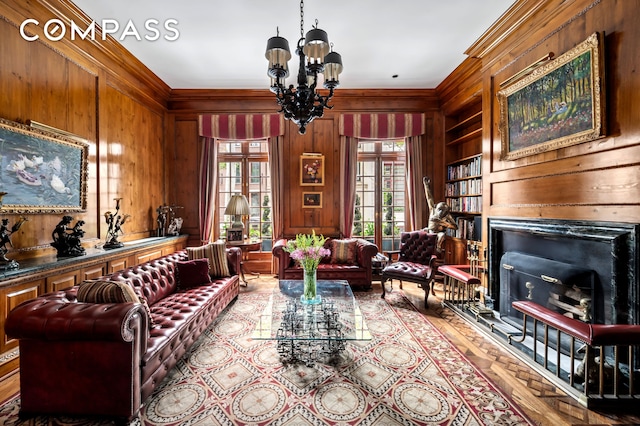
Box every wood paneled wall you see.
[468,0,640,228]
[0,0,170,259]
[167,90,441,241]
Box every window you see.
[217,140,272,251]
[352,140,406,251]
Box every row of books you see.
[445,178,482,196]
[446,156,481,181]
[445,216,481,241]
[448,196,482,213]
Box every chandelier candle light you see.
[284,232,330,303]
[265,0,343,135]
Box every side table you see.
[226,239,262,285]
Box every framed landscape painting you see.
[0,118,89,213]
[497,32,605,160]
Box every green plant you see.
[383,192,393,235]
[353,194,362,235]
[364,222,375,236]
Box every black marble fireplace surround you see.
[488,218,639,328]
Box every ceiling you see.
[70,0,515,90]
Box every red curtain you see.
[339,113,425,139]
[198,114,285,139]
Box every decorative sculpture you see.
[156,205,167,237]
[0,192,29,269]
[156,204,183,237]
[104,198,131,249]
[423,177,457,253]
[51,215,86,257]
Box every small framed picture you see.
[226,229,243,243]
[302,192,322,208]
[300,154,324,186]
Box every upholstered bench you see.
[438,264,481,308]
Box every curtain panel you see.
[196,114,286,245]
[198,114,285,140]
[339,113,427,233]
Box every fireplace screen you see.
[500,251,596,326]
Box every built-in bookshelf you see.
[443,98,483,264]
[445,154,482,215]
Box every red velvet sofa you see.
[272,237,379,289]
[5,247,241,422]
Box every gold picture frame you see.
[0,118,89,213]
[302,192,322,208]
[300,154,324,186]
[497,32,605,160]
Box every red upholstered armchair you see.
[381,231,440,308]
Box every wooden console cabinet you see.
[0,235,187,381]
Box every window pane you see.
[217,140,271,250]
[354,140,406,250]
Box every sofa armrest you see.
[6,294,148,345]
[272,239,294,277]
[226,246,242,276]
[355,239,379,267]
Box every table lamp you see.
[224,194,250,239]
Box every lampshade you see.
[265,34,291,79]
[225,194,250,216]
[323,51,343,89]
[303,27,330,68]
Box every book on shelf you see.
[445,216,480,241]
[447,155,481,181]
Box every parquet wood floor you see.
[392,279,640,426]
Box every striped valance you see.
[339,113,425,138]
[198,114,285,139]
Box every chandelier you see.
[265,0,343,135]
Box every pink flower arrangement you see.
[284,231,330,271]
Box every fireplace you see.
[488,218,639,328]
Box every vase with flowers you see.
[284,231,331,303]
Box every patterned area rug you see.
[0,291,534,425]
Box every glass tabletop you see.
[252,279,371,342]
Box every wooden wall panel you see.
[455,0,640,229]
[0,0,170,260]
[172,120,200,244]
[168,92,440,240]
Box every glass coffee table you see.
[252,280,371,366]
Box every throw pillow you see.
[176,258,212,288]
[186,241,230,278]
[77,279,139,303]
[330,239,357,264]
[77,279,155,329]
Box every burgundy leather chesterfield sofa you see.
[5,248,241,422]
[272,237,379,289]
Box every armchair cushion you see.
[330,239,357,264]
[187,241,230,278]
[176,259,212,288]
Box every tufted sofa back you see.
[105,251,188,306]
[398,231,438,264]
